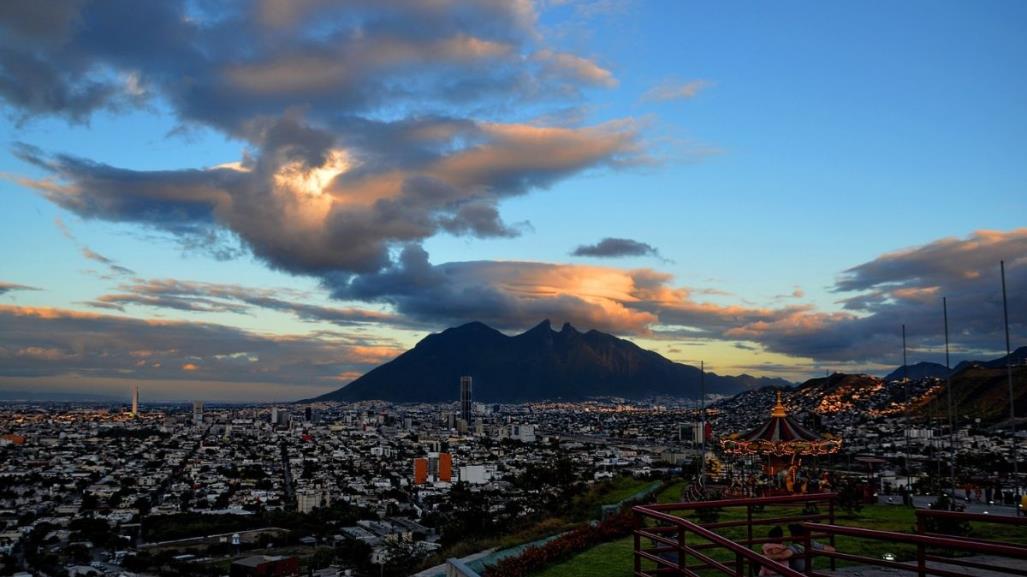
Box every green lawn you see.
[592,476,662,506]
[530,502,1027,577]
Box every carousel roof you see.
[720,391,841,456]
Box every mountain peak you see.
[312,319,753,403]
[529,316,554,330]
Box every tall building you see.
[460,376,472,423]
[413,457,428,485]
[413,453,453,484]
[131,383,139,417]
[438,452,452,483]
[192,400,204,425]
[271,406,278,424]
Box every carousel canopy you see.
[720,391,841,456]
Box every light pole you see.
[903,324,911,490]
[943,297,956,501]
[699,360,706,486]
[1001,261,1019,485]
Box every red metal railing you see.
[799,520,1027,577]
[634,494,1027,577]
[633,492,837,577]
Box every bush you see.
[922,495,971,537]
[482,510,638,577]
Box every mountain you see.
[918,364,1027,425]
[714,346,1027,427]
[884,362,950,381]
[312,320,789,403]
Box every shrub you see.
[482,510,638,577]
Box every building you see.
[192,401,204,425]
[131,383,139,417]
[297,488,328,513]
[229,555,299,577]
[413,457,428,485]
[271,406,278,424]
[413,452,452,484]
[304,407,313,422]
[0,434,25,446]
[460,376,472,423]
[505,424,536,443]
[437,452,452,483]
[458,464,494,484]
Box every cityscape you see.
[1,2,1026,577]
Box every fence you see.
[633,494,1027,577]
[632,492,837,576]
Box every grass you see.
[419,474,659,571]
[529,501,1027,577]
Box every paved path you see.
[827,555,1027,576]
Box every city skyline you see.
[2,1,1026,401]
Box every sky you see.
[1,0,1025,401]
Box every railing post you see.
[828,497,836,571]
[634,531,641,575]
[917,542,926,577]
[678,526,687,576]
[735,551,744,577]
[746,504,754,577]
[803,531,812,576]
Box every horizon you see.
[2,1,1026,401]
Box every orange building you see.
[0,434,25,446]
[438,452,452,483]
[413,457,428,485]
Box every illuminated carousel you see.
[720,391,842,492]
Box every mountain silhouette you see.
[311,320,791,403]
[884,361,950,381]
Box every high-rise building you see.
[131,383,139,417]
[438,452,452,483]
[271,406,278,424]
[304,407,313,422]
[413,457,428,484]
[413,453,453,484]
[192,400,204,425]
[460,376,472,423]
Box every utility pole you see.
[943,297,956,500]
[1001,261,1019,483]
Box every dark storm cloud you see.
[0,304,402,384]
[571,237,663,259]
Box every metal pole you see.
[943,297,956,500]
[700,360,706,485]
[1001,261,1019,483]
[903,324,911,490]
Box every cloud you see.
[533,49,617,88]
[643,79,713,102]
[571,237,663,259]
[0,281,40,295]
[52,217,136,277]
[86,278,398,327]
[0,304,402,385]
[726,229,1027,364]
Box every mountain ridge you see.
[310,320,792,403]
